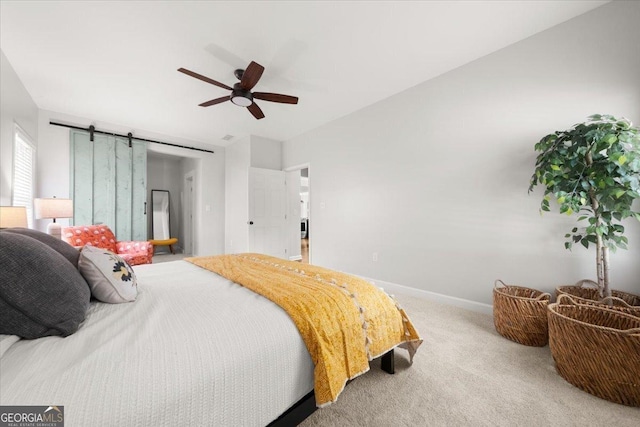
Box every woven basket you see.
[548,295,640,406]
[556,279,640,317]
[493,280,551,347]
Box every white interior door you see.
[248,167,286,258]
[286,170,302,261]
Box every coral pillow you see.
[78,246,138,303]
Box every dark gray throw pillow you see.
[1,228,80,267]
[0,232,91,339]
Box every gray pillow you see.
[0,232,91,339]
[1,228,80,267]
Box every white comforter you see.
[0,261,314,426]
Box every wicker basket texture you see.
[493,280,551,347]
[548,295,640,406]
[556,280,640,317]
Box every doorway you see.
[300,168,310,264]
[285,164,311,264]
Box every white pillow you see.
[78,245,138,303]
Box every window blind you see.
[12,126,35,228]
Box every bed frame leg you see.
[267,390,316,427]
[381,349,395,374]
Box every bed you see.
[0,230,421,426]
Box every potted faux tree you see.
[529,114,640,407]
[529,114,640,303]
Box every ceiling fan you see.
[178,61,298,120]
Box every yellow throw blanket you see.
[186,253,422,406]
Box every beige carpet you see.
[300,293,639,427]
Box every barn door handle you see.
[144,202,147,215]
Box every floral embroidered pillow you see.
[78,245,138,303]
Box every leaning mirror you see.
[151,190,171,240]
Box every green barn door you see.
[70,130,147,241]
[130,138,147,241]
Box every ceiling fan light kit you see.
[231,84,253,107]
[178,61,298,120]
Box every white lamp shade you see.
[0,206,28,228]
[34,198,73,220]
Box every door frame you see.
[183,170,196,255]
[285,169,302,262]
[284,163,311,264]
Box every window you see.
[12,124,35,228]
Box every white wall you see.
[283,1,640,304]
[179,152,226,257]
[180,157,199,254]
[195,150,225,256]
[35,111,73,231]
[250,136,282,170]
[0,50,38,206]
[36,109,226,256]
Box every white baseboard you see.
[360,276,493,315]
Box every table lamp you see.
[34,197,73,239]
[0,206,28,228]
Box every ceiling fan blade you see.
[240,61,265,90]
[253,92,299,104]
[178,68,232,91]
[199,96,231,107]
[247,102,265,120]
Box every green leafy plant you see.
[529,114,640,297]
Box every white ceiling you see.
[0,1,607,147]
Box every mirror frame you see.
[151,189,171,240]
